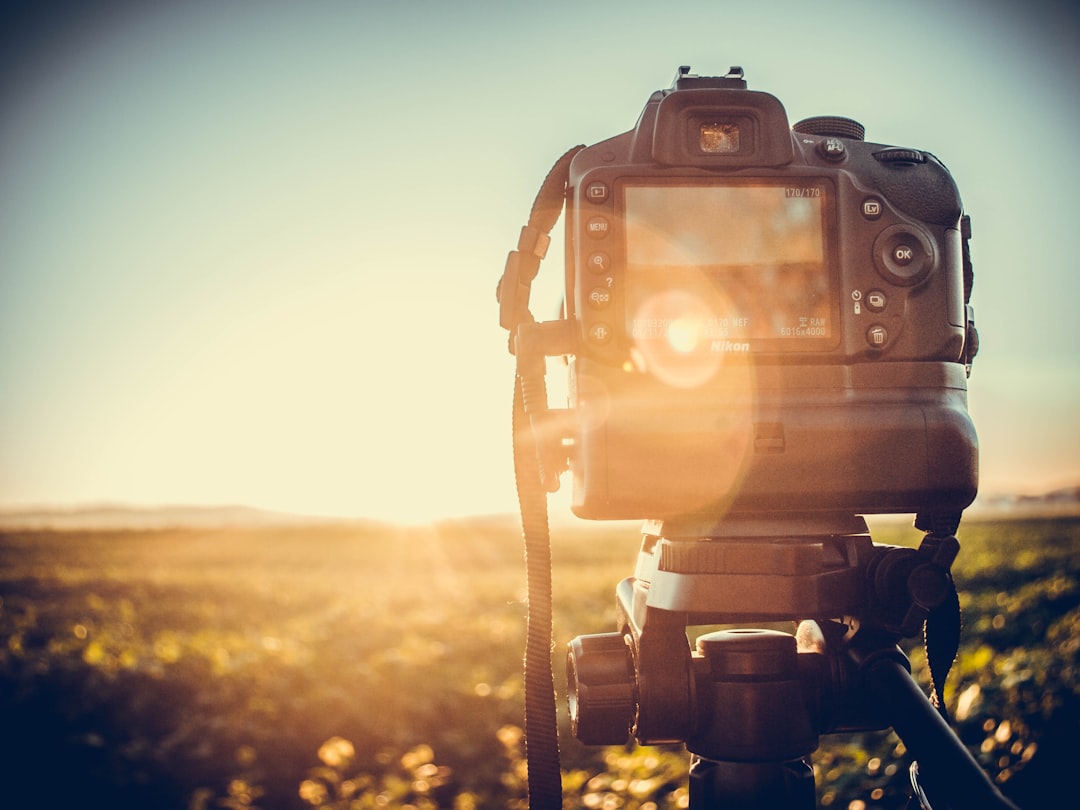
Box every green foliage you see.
[0,515,1076,808]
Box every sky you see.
[1,0,1077,524]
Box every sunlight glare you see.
[666,317,702,354]
[629,288,733,389]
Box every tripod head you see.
[566,515,1018,809]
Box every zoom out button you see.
[587,287,612,309]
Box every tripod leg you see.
[865,656,1020,810]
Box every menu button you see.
[586,217,610,240]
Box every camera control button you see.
[587,286,612,309]
[873,147,925,164]
[587,252,611,274]
[873,224,935,286]
[586,182,610,204]
[588,323,612,344]
[892,244,915,266]
[586,216,610,240]
[817,137,847,162]
[866,324,889,348]
[862,197,884,220]
[866,290,887,312]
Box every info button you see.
[587,286,612,309]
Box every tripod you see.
[566,514,1022,810]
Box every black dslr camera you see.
[556,66,977,526]
[498,69,1020,810]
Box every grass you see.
[0,514,1077,808]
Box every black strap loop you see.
[924,572,962,723]
[517,225,552,260]
[496,145,585,339]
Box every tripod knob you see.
[566,633,636,745]
[869,541,958,637]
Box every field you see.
[1,514,1077,809]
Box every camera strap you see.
[498,145,585,338]
[925,573,962,722]
[499,145,584,810]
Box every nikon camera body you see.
[564,68,977,523]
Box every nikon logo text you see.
[711,340,750,352]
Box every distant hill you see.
[1,485,1077,531]
[0,504,365,531]
[970,485,1080,518]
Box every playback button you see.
[585,182,610,204]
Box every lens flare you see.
[630,289,738,389]
[666,317,701,354]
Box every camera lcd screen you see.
[623,182,835,350]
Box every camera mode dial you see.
[793,116,866,141]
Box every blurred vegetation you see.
[0,514,1076,809]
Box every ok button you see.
[873,224,934,286]
[893,244,915,265]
